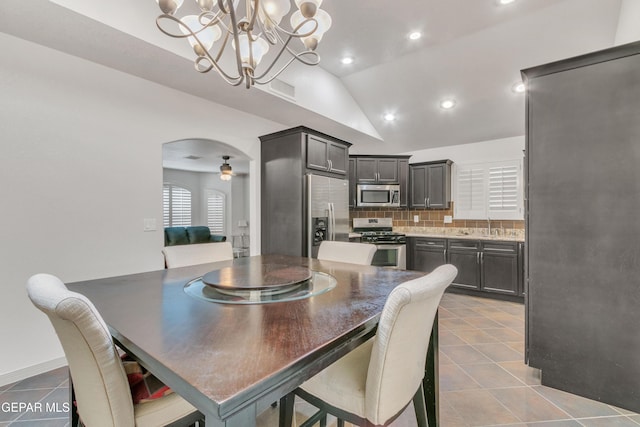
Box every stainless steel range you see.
[353,218,406,269]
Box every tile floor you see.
[1,293,637,427]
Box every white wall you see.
[615,0,640,45]
[403,136,525,164]
[0,32,279,384]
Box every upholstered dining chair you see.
[26,274,204,427]
[282,264,458,427]
[317,241,377,266]
[162,241,234,269]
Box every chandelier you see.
[155,0,332,89]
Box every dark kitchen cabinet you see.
[356,157,398,183]
[410,160,452,209]
[481,242,519,296]
[306,133,348,176]
[348,158,356,208]
[407,237,447,272]
[407,236,523,301]
[447,240,481,291]
[349,155,411,208]
[259,126,351,257]
[399,159,409,208]
[523,41,640,410]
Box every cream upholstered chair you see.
[285,264,458,427]
[317,241,377,266]
[162,241,234,269]
[26,274,203,427]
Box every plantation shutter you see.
[163,184,192,227]
[206,190,225,235]
[455,165,486,219]
[453,160,523,220]
[488,164,520,214]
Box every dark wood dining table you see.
[68,254,439,427]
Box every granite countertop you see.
[349,228,524,242]
[396,226,524,242]
[402,232,524,242]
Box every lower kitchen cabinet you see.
[447,240,481,291]
[407,236,523,301]
[407,237,447,273]
[480,241,519,296]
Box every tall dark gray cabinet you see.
[259,126,351,257]
[523,41,640,412]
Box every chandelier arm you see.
[272,17,318,39]
[200,51,246,83]
[254,51,320,85]
[247,0,259,32]
[218,0,230,15]
[156,14,219,43]
[252,35,296,80]
[253,37,318,81]
[271,29,320,67]
[156,15,197,40]
[195,55,245,86]
[200,10,225,27]
[214,30,232,63]
[226,3,249,79]
[255,18,278,45]
[247,29,256,77]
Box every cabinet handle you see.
[443,248,447,263]
[328,159,333,171]
[480,252,484,263]
[427,197,430,208]
[424,198,427,207]
[477,252,480,263]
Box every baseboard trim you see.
[0,357,68,387]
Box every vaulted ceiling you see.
[0,0,624,162]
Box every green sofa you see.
[164,226,226,246]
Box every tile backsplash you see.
[350,203,525,239]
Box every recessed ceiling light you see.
[384,113,396,121]
[498,0,516,4]
[341,57,354,65]
[512,82,526,93]
[440,99,456,110]
[408,31,422,41]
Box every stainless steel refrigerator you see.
[307,174,349,258]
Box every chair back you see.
[365,264,457,425]
[162,242,234,268]
[317,241,377,266]
[26,274,135,426]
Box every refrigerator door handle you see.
[330,203,336,240]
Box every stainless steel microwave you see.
[356,184,400,207]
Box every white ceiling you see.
[0,0,624,168]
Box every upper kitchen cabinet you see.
[350,155,411,208]
[356,157,398,183]
[410,160,452,209]
[306,133,349,176]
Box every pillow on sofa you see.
[186,226,212,244]
[164,227,189,246]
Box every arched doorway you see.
[162,138,251,253]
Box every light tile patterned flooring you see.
[1,293,638,427]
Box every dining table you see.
[68,254,440,427]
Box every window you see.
[454,160,523,220]
[206,190,225,235]
[163,184,192,227]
